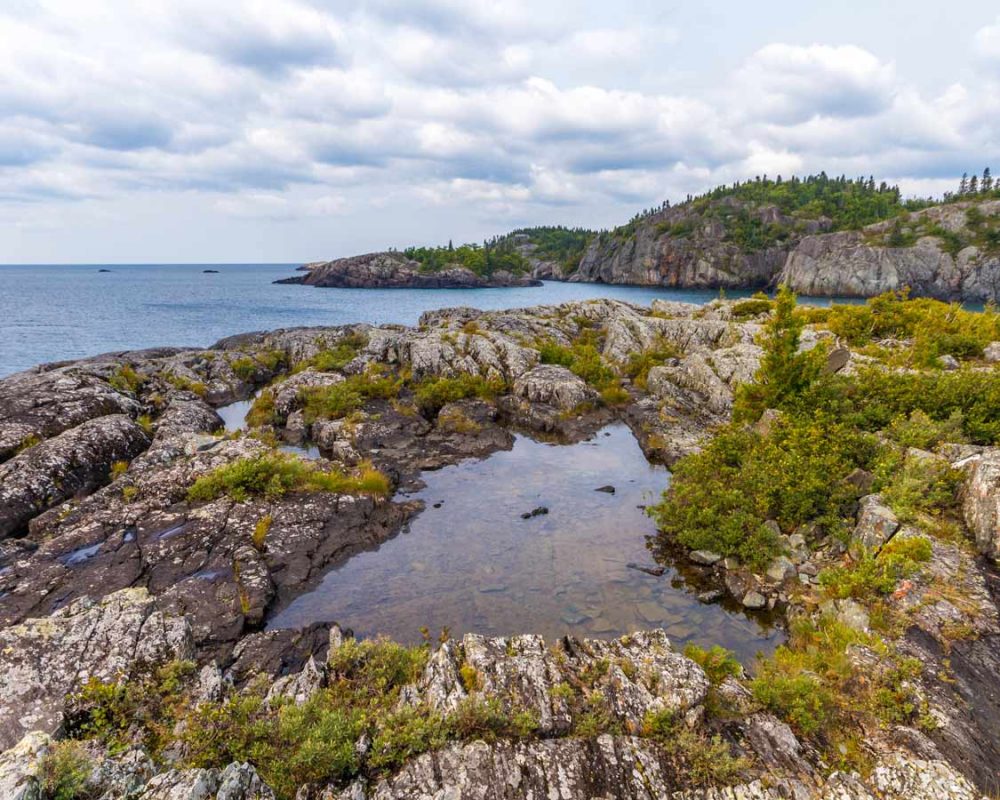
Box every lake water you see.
[1,262,828,377]
[269,423,783,664]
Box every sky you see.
[2,0,1000,263]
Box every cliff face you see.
[556,198,1000,301]
[779,201,1000,301]
[560,197,826,289]
[278,252,541,289]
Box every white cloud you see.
[2,1,1000,263]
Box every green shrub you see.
[818,536,933,600]
[301,333,369,373]
[411,373,503,414]
[186,453,390,503]
[885,409,966,450]
[734,285,827,422]
[649,415,876,569]
[875,451,963,522]
[622,337,682,389]
[229,357,258,382]
[368,706,449,772]
[683,644,742,685]
[641,709,750,786]
[537,340,574,367]
[15,433,41,453]
[38,741,94,800]
[245,390,278,428]
[300,372,401,422]
[730,297,773,320]
[108,365,144,394]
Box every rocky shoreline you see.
[1,298,998,798]
[275,252,541,289]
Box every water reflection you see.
[269,423,783,664]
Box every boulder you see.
[0,731,51,800]
[852,495,900,554]
[512,365,596,410]
[961,449,1000,559]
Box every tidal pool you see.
[269,423,783,664]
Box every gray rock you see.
[279,252,540,290]
[765,556,796,583]
[0,414,150,539]
[742,591,767,609]
[938,354,960,370]
[852,494,900,554]
[512,365,596,410]
[0,588,193,750]
[837,599,871,632]
[960,448,1000,558]
[0,731,50,800]
[690,550,722,565]
[983,342,1000,363]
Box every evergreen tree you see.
[970,175,979,194]
[983,168,993,193]
[960,173,969,195]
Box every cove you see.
[269,423,783,664]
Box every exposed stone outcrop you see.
[0,413,150,539]
[0,588,192,750]
[960,448,1000,559]
[276,252,541,289]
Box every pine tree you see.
[970,175,979,194]
[983,168,993,193]
[960,173,969,195]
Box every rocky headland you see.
[1,295,999,799]
[276,251,541,289]
[288,177,1000,302]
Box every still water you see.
[269,423,783,663]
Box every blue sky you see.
[2,0,1000,263]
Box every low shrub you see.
[245,390,278,428]
[38,740,94,800]
[683,644,742,685]
[818,536,933,600]
[649,415,876,569]
[411,373,503,414]
[300,371,401,422]
[730,296,773,320]
[108,365,144,394]
[642,709,750,786]
[186,452,390,503]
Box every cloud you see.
[3,0,1000,264]
[737,43,896,123]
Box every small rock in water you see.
[433,502,443,508]
[561,609,590,625]
[479,583,508,594]
[520,506,549,519]
[697,589,724,603]
[594,485,616,493]
[690,550,722,565]
[742,590,767,609]
[626,562,666,577]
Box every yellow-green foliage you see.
[875,451,963,523]
[110,460,129,480]
[436,406,482,434]
[412,373,503,414]
[814,291,1000,366]
[109,365,144,394]
[734,285,827,422]
[121,485,139,503]
[885,409,967,450]
[15,433,41,453]
[751,615,927,766]
[245,390,278,428]
[38,740,93,800]
[683,644,742,685]
[537,330,618,393]
[818,536,933,600]
[622,337,682,389]
[252,515,272,550]
[230,350,286,382]
[649,414,877,569]
[730,294,774,320]
[186,452,390,503]
[163,372,207,397]
[641,709,751,786]
[137,414,155,435]
[301,371,401,422]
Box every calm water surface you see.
[269,423,783,663]
[1,262,853,377]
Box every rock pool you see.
[269,423,783,663]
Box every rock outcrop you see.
[276,252,541,289]
[0,588,192,750]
